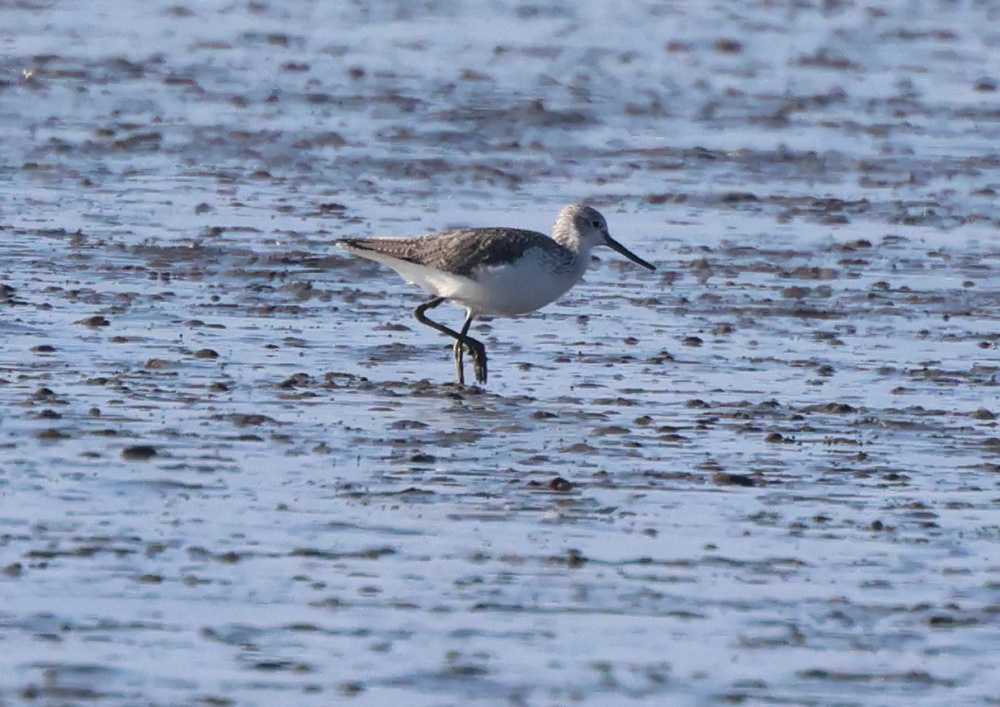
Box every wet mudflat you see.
[3,1,1000,705]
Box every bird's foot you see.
[471,347,488,384]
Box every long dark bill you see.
[605,234,656,271]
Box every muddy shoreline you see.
[3,1,1000,705]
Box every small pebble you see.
[122,445,157,461]
[712,472,757,487]
[36,428,70,440]
[548,476,573,491]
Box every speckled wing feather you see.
[339,228,561,278]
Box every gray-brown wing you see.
[339,227,560,277]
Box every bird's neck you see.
[552,221,582,253]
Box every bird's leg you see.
[413,298,488,385]
[454,309,488,385]
[453,339,464,385]
[453,324,466,386]
[465,321,487,385]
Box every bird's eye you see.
[591,219,603,229]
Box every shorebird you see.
[336,203,655,385]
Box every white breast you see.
[446,248,586,316]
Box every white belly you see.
[355,246,586,317]
[441,251,586,316]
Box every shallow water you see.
[3,1,1000,705]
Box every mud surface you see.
[3,1,1000,705]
